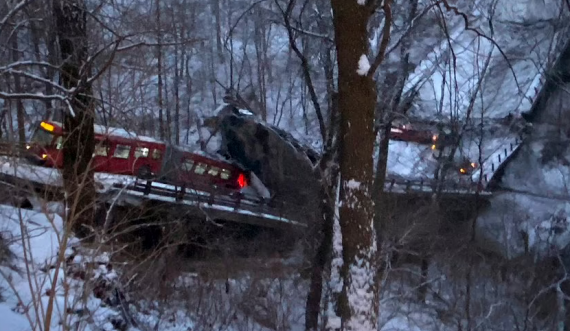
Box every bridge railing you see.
[110,178,304,226]
[473,134,524,186]
[384,176,489,195]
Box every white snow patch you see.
[238,108,254,116]
[345,248,378,331]
[357,54,371,76]
[346,179,362,190]
[249,172,271,199]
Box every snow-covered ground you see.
[0,204,125,331]
[1,201,552,331]
[0,156,143,193]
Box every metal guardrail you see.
[383,176,490,195]
[109,179,305,227]
[477,134,524,185]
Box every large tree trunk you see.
[331,1,378,329]
[53,0,96,237]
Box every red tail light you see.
[237,173,247,188]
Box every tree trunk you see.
[156,0,165,141]
[10,32,26,144]
[331,1,378,330]
[305,164,340,331]
[53,0,96,235]
[211,0,224,62]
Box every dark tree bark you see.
[156,0,166,141]
[10,31,27,145]
[53,0,96,237]
[331,1,378,329]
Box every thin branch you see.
[225,0,272,48]
[0,0,34,35]
[367,0,393,78]
[0,61,62,73]
[85,37,125,85]
[439,0,522,92]
[383,3,436,59]
[2,69,70,93]
[115,38,203,52]
[273,21,333,42]
[276,0,327,143]
[0,91,67,102]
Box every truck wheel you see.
[137,165,152,179]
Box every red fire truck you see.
[26,121,249,192]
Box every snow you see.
[238,108,254,116]
[402,9,565,122]
[0,205,66,331]
[0,157,138,192]
[345,250,378,331]
[94,123,162,143]
[249,172,271,199]
[0,200,540,331]
[0,157,62,186]
[346,179,361,190]
[356,54,371,76]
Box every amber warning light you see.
[40,122,55,132]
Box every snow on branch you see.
[0,91,67,102]
[0,61,61,73]
[2,69,71,93]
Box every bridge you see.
[0,128,525,230]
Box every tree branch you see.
[438,0,522,92]
[276,0,327,143]
[0,0,34,35]
[367,0,393,78]
[0,91,67,102]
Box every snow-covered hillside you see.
[1,200,559,331]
